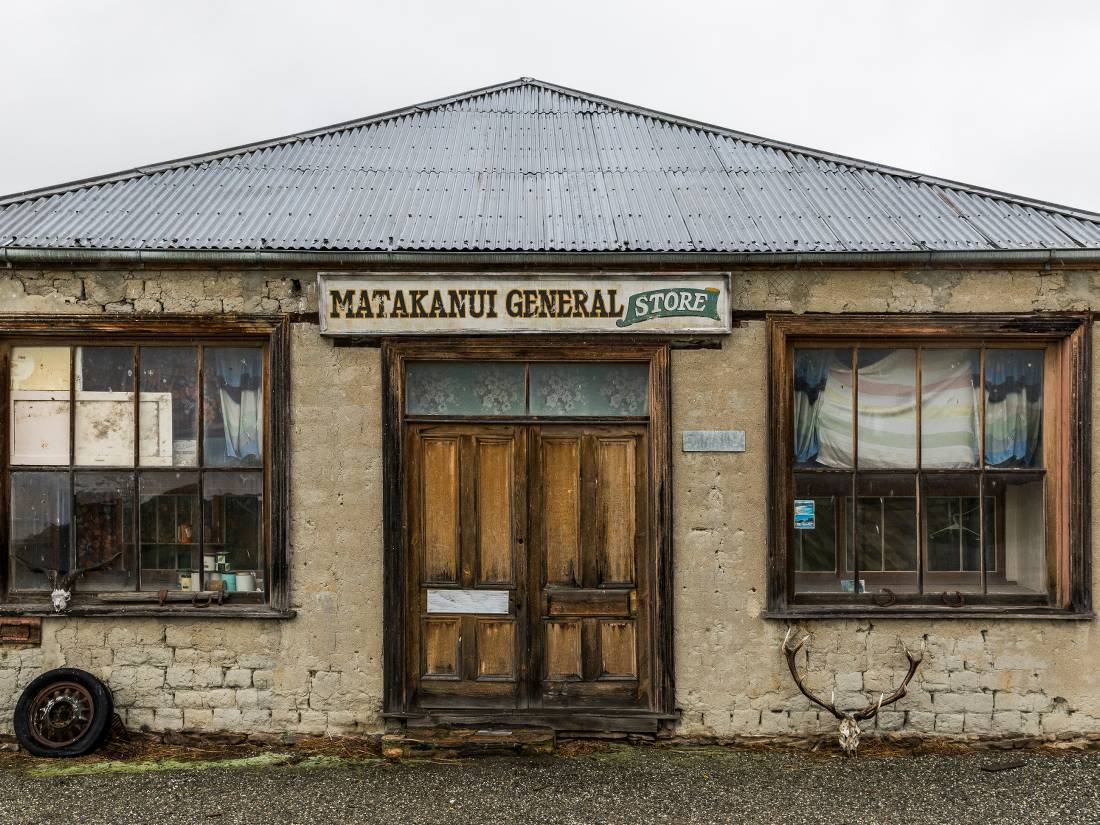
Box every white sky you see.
[4,0,1099,212]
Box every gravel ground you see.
[0,746,1098,825]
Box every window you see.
[768,315,1090,615]
[1,317,289,615]
[405,361,650,417]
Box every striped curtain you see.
[795,348,991,469]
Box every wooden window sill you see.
[763,607,1094,621]
[0,603,295,619]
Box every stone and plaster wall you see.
[0,265,1099,743]
[0,269,385,739]
[672,267,1100,742]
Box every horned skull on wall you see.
[782,627,924,756]
[17,553,123,612]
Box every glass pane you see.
[793,348,852,468]
[204,347,264,467]
[140,473,199,591]
[923,474,987,594]
[792,473,852,593]
[529,363,648,416]
[73,472,135,591]
[9,472,70,590]
[203,472,263,593]
[855,474,918,593]
[405,361,524,416]
[75,346,135,466]
[140,347,199,467]
[795,498,836,572]
[985,349,1043,468]
[10,346,70,466]
[921,349,979,468]
[857,349,916,468]
[986,474,1047,595]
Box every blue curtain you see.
[793,350,837,464]
[984,350,1043,467]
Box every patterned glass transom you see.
[405,361,649,417]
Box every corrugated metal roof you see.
[2,77,1099,254]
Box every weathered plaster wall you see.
[0,269,385,738]
[1,265,1099,742]
[673,267,1100,741]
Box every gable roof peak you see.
[3,77,1100,254]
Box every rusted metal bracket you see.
[0,617,42,646]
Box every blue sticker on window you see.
[794,499,815,530]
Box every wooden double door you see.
[405,423,652,716]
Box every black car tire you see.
[13,668,114,758]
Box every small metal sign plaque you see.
[682,430,746,452]
[318,272,731,336]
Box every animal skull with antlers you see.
[18,553,123,612]
[782,627,924,756]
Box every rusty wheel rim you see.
[28,681,95,748]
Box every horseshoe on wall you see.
[942,590,965,608]
[873,588,897,607]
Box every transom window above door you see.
[767,314,1090,617]
[405,361,650,417]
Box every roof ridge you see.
[2,76,1099,225]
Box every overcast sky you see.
[4,0,1099,212]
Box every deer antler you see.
[852,640,925,722]
[55,552,124,591]
[782,627,844,720]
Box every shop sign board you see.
[318,272,731,335]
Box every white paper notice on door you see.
[426,589,510,615]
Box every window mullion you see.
[979,347,988,596]
[850,346,860,593]
[198,344,205,591]
[916,347,924,596]
[68,345,76,575]
[132,345,140,592]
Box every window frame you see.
[380,338,674,721]
[766,313,1092,619]
[0,315,292,618]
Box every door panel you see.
[407,421,652,715]
[541,437,581,585]
[596,438,638,585]
[544,620,583,679]
[530,425,650,710]
[408,425,526,709]
[422,618,460,677]
[476,439,515,585]
[599,620,637,678]
[476,620,515,679]
[421,437,460,583]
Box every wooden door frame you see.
[381,337,675,730]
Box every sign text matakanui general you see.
[318,273,731,335]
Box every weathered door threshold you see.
[393,710,669,734]
[381,725,556,758]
